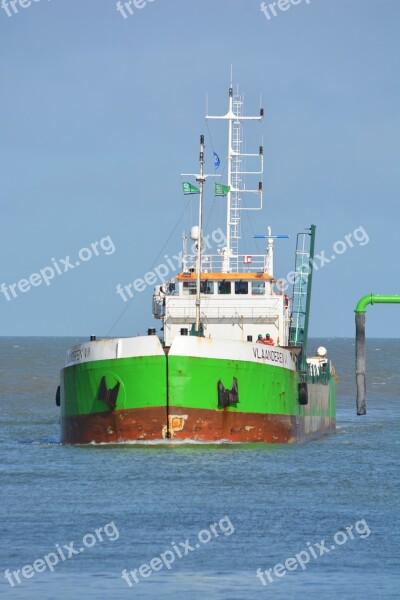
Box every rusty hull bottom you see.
[61,406,335,444]
[61,407,169,444]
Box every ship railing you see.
[165,306,280,322]
[305,360,331,385]
[182,253,268,274]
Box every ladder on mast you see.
[230,93,243,271]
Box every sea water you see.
[0,337,399,599]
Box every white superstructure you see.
[152,83,292,348]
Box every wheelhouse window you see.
[235,281,248,295]
[182,281,197,295]
[200,281,214,294]
[218,280,231,295]
[163,280,177,295]
[252,281,265,295]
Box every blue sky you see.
[1,0,399,337]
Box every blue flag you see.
[213,151,220,169]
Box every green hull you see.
[60,338,336,443]
[62,355,166,416]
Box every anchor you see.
[98,376,120,410]
[217,378,239,408]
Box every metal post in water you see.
[355,294,400,415]
[355,311,366,415]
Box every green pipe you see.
[355,294,400,415]
[355,294,400,314]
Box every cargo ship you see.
[57,83,336,444]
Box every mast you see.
[226,84,233,268]
[181,136,220,335]
[206,81,264,272]
[195,135,206,332]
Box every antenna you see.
[254,231,289,277]
[206,83,264,272]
